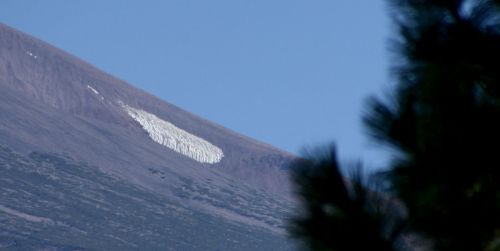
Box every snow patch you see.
[0,205,52,223]
[121,103,224,164]
[87,85,100,95]
[26,51,38,59]
[86,85,105,102]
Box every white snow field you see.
[122,104,224,164]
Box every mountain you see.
[0,23,297,250]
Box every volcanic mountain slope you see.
[0,23,297,250]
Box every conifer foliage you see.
[290,1,500,250]
[290,147,405,251]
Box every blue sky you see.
[1,0,391,169]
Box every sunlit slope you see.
[0,23,297,250]
[0,23,293,197]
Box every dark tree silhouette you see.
[364,0,500,250]
[290,0,500,250]
[289,146,406,251]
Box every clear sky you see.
[1,0,392,169]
